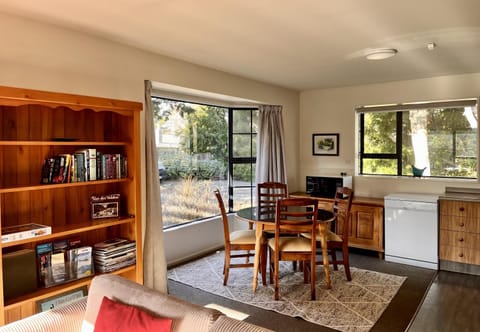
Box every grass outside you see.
[160,177,252,228]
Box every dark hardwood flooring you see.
[168,249,476,332]
[407,270,480,332]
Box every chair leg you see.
[331,249,339,271]
[303,261,308,283]
[274,251,280,300]
[343,249,352,281]
[261,244,267,286]
[269,248,274,284]
[310,256,316,300]
[223,250,230,286]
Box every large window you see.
[152,97,257,228]
[357,99,478,178]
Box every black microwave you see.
[306,175,352,198]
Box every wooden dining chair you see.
[268,197,318,300]
[214,189,267,286]
[257,182,289,222]
[302,187,354,281]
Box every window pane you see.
[232,163,255,186]
[153,97,229,228]
[363,112,397,153]
[233,111,250,133]
[233,187,254,211]
[232,134,253,157]
[362,159,398,175]
[402,107,477,178]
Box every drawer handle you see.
[459,238,464,242]
[459,207,465,212]
[459,253,464,258]
[459,222,465,227]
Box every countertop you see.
[439,187,480,202]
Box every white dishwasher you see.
[384,193,439,270]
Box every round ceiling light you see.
[365,48,398,60]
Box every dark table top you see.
[236,206,335,223]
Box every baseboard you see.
[167,246,224,269]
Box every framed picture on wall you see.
[312,133,339,156]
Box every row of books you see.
[93,238,136,273]
[36,238,94,287]
[40,149,127,184]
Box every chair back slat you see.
[257,182,288,219]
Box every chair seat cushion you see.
[268,237,312,252]
[230,230,257,245]
[301,230,342,242]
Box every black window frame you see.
[228,107,258,212]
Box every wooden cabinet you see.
[0,86,143,324]
[290,193,384,257]
[439,199,480,271]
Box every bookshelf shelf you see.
[0,140,130,146]
[1,217,135,248]
[0,85,143,325]
[0,178,131,194]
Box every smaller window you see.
[357,99,478,179]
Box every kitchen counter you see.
[439,187,480,202]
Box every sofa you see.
[0,274,272,332]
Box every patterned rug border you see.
[168,251,407,332]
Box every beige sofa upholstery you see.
[0,274,272,332]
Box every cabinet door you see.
[349,205,383,250]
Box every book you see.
[74,152,86,182]
[93,237,128,248]
[75,246,93,278]
[36,242,53,287]
[51,252,67,283]
[87,148,97,181]
[40,158,52,184]
[1,223,52,243]
[59,154,72,183]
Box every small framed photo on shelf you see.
[91,194,120,219]
[35,285,87,313]
[312,133,339,156]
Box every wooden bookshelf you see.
[0,85,143,325]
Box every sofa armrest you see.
[209,316,273,332]
[0,297,86,332]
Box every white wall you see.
[0,13,299,264]
[300,73,480,198]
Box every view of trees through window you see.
[152,97,257,228]
[359,102,478,178]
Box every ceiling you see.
[1,0,480,91]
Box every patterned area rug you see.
[168,251,406,332]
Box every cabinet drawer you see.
[440,215,480,233]
[440,200,480,218]
[440,230,480,250]
[439,245,480,265]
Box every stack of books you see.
[93,238,136,273]
[40,149,128,184]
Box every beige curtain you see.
[143,80,167,292]
[255,105,288,184]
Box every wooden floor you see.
[407,270,480,332]
[169,249,480,332]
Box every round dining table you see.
[236,206,335,292]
